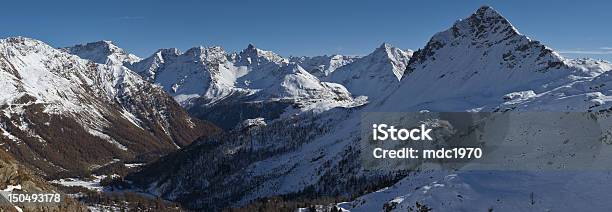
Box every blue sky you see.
[2,0,611,61]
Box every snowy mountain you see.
[0,37,218,178]
[126,46,237,105]
[290,54,359,78]
[130,43,358,105]
[373,6,605,112]
[63,40,140,66]
[326,43,412,98]
[128,44,363,129]
[342,6,612,211]
[125,6,612,211]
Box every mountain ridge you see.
[115,43,364,129]
[0,36,219,178]
[124,6,612,211]
[326,42,413,98]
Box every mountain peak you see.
[395,6,574,109]
[246,43,256,50]
[289,54,359,78]
[241,43,269,57]
[0,35,218,179]
[326,42,412,97]
[73,40,119,52]
[379,42,391,49]
[240,43,259,56]
[184,46,205,56]
[370,43,411,60]
[92,40,114,45]
[407,5,539,68]
[64,40,140,65]
[474,5,501,18]
[373,42,399,56]
[236,44,287,66]
[462,5,519,37]
[1,36,52,49]
[156,48,181,57]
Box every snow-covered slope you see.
[128,44,363,129]
[327,43,412,98]
[130,44,359,106]
[379,6,605,112]
[0,37,218,178]
[341,6,612,211]
[63,40,140,66]
[290,54,359,78]
[126,6,612,212]
[341,170,612,211]
[127,46,239,105]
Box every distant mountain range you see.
[1,5,612,212]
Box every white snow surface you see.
[290,54,359,78]
[340,170,612,211]
[128,44,361,112]
[51,175,115,192]
[326,43,412,99]
[0,37,159,150]
[63,40,141,66]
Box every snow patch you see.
[87,129,128,151]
